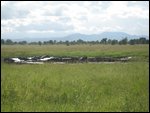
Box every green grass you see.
[1,62,149,112]
[1,44,149,112]
[1,44,149,59]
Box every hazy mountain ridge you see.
[62,32,148,41]
[8,32,149,42]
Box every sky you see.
[1,1,149,39]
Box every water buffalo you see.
[87,57,97,62]
[40,57,54,62]
[79,56,87,63]
[4,58,14,63]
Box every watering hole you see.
[2,55,132,64]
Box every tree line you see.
[1,37,149,45]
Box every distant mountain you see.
[61,32,149,41]
[98,32,148,40]
[60,33,99,41]
[9,32,149,42]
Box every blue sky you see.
[1,1,149,39]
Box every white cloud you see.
[26,30,55,33]
[1,1,149,39]
[105,1,148,19]
[1,1,8,6]
[1,27,15,34]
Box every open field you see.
[1,44,149,59]
[1,44,149,112]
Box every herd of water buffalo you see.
[3,55,132,64]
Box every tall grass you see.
[1,45,149,59]
[1,62,149,112]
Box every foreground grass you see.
[1,62,149,112]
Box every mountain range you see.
[10,32,149,42]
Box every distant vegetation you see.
[1,37,149,45]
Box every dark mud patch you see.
[3,55,132,64]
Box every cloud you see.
[1,1,30,19]
[1,1,149,39]
[1,17,74,33]
[1,1,9,6]
[105,1,149,19]
[26,30,55,33]
[1,27,15,34]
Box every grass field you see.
[1,44,149,112]
[1,44,149,58]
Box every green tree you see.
[139,37,147,44]
[96,40,99,44]
[65,40,69,46]
[111,39,118,45]
[48,40,53,45]
[100,38,107,44]
[146,39,149,44]
[43,41,48,45]
[14,41,18,44]
[5,39,13,45]
[19,41,27,45]
[29,42,38,45]
[77,39,84,44]
[129,39,134,45]
[53,40,57,44]
[38,41,42,46]
[1,39,5,44]
[119,37,128,45]
[107,39,112,44]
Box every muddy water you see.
[3,56,132,64]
